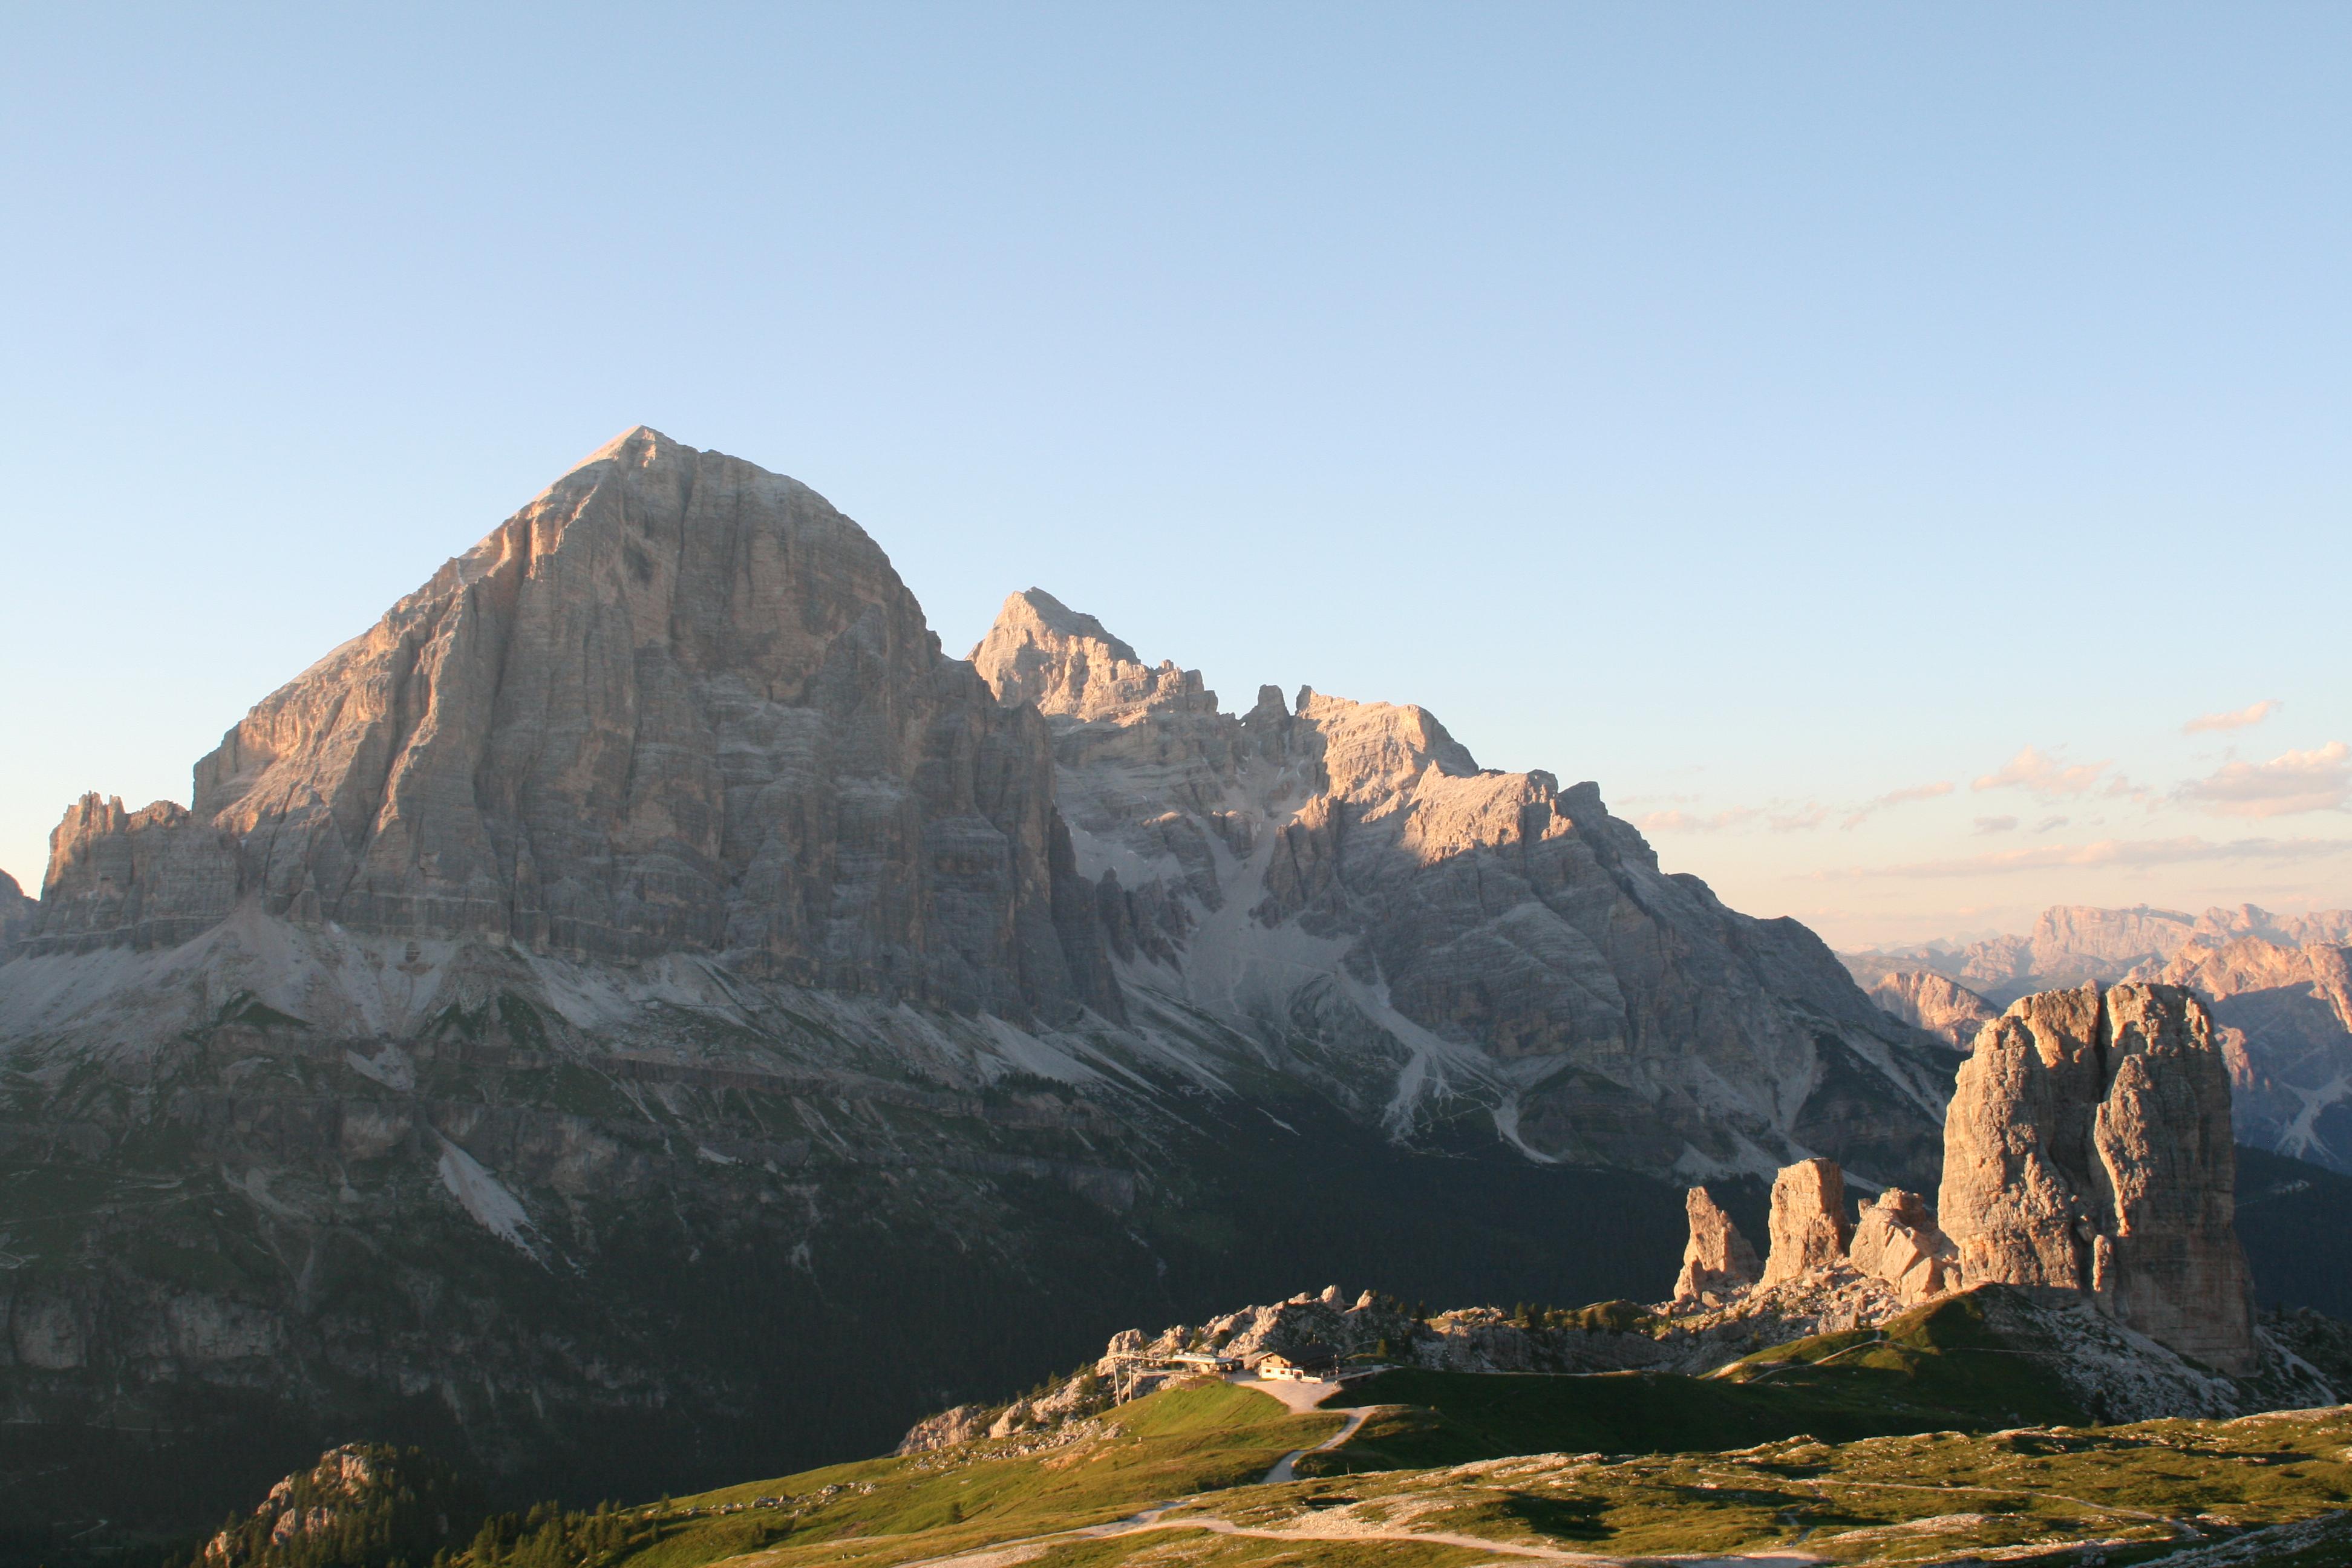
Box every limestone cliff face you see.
[2133,936,2352,1175]
[1671,1186,1760,1304]
[1938,982,2257,1373]
[17,430,1117,1024]
[1758,1158,1850,1288]
[1861,970,1998,1051]
[972,592,1956,1186]
[33,795,240,953]
[1847,1187,1959,1304]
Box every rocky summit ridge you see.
[968,586,1956,1183]
[1844,903,2352,1009]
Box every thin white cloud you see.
[2031,815,2071,833]
[1817,834,2352,880]
[1649,781,1971,838]
[1971,745,2111,800]
[2184,698,2284,734]
[1769,802,1832,833]
[1840,780,1954,832]
[1642,801,1832,833]
[1973,815,2018,835]
[2175,741,2352,819]
[1637,807,1759,834]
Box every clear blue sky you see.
[4,4,2347,947]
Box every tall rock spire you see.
[1671,1186,1762,1304]
[1938,981,2256,1373]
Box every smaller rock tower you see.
[1759,1158,1852,1287]
[1671,1186,1762,1304]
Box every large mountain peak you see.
[577,422,678,465]
[991,588,1142,664]
[22,434,1117,1021]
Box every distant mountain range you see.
[1842,904,2352,1007]
[1841,903,2352,1172]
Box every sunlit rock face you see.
[1847,1186,1960,1304]
[1939,982,2258,1374]
[2134,934,2352,1175]
[1671,1186,1761,1304]
[1861,969,1999,1052]
[972,591,1958,1187]
[33,795,240,953]
[1758,1157,1851,1288]
[16,429,1118,1024]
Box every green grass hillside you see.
[1305,1290,2092,1474]
[1165,1408,2352,1567]
[461,1394,2352,1568]
[446,1380,1338,1568]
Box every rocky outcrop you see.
[1759,1158,1851,1288]
[200,1443,476,1568]
[898,1284,1692,1450]
[972,594,1957,1187]
[1671,1186,1761,1304]
[1861,969,1998,1051]
[14,430,1119,1025]
[901,1263,2345,1459]
[895,1405,995,1455]
[1938,982,2258,1374]
[2132,935,2352,1174]
[30,795,241,953]
[1847,1187,1959,1304]
[1665,1158,1962,1328]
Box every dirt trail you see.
[899,1505,1644,1566]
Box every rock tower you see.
[1938,982,2257,1374]
[1757,1157,1852,1288]
[1671,1186,1762,1303]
